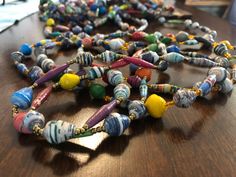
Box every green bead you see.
[50,32,61,38]
[148,43,158,52]
[145,34,157,43]
[74,129,94,138]
[161,37,172,44]
[89,83,106,99]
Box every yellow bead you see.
[46,18,55,26]
[144,94,167,118]
[59,74,80,90]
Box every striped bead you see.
[149,84,180,94]
[208,67,227,82]
[13,110,45,134]
[43,120,76,144]
[99,50,121,63]
[199,75,216,96]
[28,66,44,82]
[219,78,233,94]
[162,52,184,63]
[139,80,148,99]
[11,87,33,109]
[36,54,48,66]
[75,52,94,66]
[173,89,197,108]
[11,51,24,63]
[127,75,142,88]
[140,51,159,64]
[128,100,146,119]
[214,56,229,68]
[213,43,228,56]
[104,113,130,136]
[108,38,125,51]
[16,63,29,75]
[114,83,130,101]
[187,58,219,67]
[88,66,105,80]
[41,58,55,72]
[182,39,198,45]
[107,70,124,86]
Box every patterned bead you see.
[176,31,189,42]
[166,45,180,53]
[182,39,198,45]
[213,43,228,56]
[31,86,52,110]
[104,113,130,136]
[43,120,76,144]
[11,87,33,109]
[128,100,147,119]
[36,54,47,66]
[75,52,94,66]
[144,94,167,118]
[157,60,169,71]
[59,73,80,90]
[19,43,32,56]
[99,50,121,63]
[28,66,44,82]
[184,19,192,28]
[187,58,219,67]
[149,84,180,94]
[199,75,216,96]
[131,31,147,41]
[139,79,148,99]
[108,38,125,51]
[114,83,130,101]
[173,89,197,108]
[208,67,227,82]
[16,63,29,75]
[140,51,159,64]
[107,70,124,86]
[11,51,24,63]
[127,75,142,88]
[219,78,233,94]
[41,58,55,72]
[162,52,185,63]
[88,66,105,80]
[214,56,229,68]
[13,110,45,134]
[157,43,167,55]
[34,46,46,57]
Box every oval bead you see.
[107,70,124,86]
[173,89,197,108]
[43,120,76,144]
[208,67,227,82]
[114,83,130,101]
[11,87,33,109]
[128,100,147,119]
[75,52,94,66]
[59,73,80,90]
[162,52,184,63]
[28,66,44,82]
[166,45,180,53]
[88,66,105,80]
[140,51,159,64]
[176,31,189,42]
[144,94,167,118]
[99,50,121,63]
[127,75,142,88]
[219,78,233,94]
[135,68,152,82]
[104,113,130,136]
[108,38,125,51]
[89,83,106,99]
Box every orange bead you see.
[135,68,152,81]
[82,37,93,48]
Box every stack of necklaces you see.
[10,0,236,145]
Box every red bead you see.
[135,68,152,81]
[13,112,29,134]
[131,31,147,41]
[31,86,52,110]
[82,37,93,48]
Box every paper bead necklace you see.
[10,0,236,145]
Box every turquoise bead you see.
[11,87,33,109]
[19,43,32,56]
[114,83,130,101]
[163,52,184,63]
[107,70,124,86]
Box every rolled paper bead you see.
[194,36,212,49]
[35,63,69,85]
[107,70,124,86]
[31,86,52,110]
[88,66,105,80]
[11,51,24,63]
[213,43,228,56]
[208,67,227,82]
[114,83,130,101]
[13,110,45,134]
[149,84,180,94]
[135,68,152,82]
[175,31,189,42]
[214,56,229,68]
[187,57,219,67]
[127,75,142,88]
[11,87,33,109]
[41,58,55,72]
[43,26,53,37]
[28,66,44,82]
[43,120,76,144]
[36,54,47,66]
[144,94,167,118]
[75,52,94,66]
[124,57,157,69]
[139,80,148,99]
[131,31,147,41]
[173,89,197,108]
[82,37,93,48]
[184,19,192,28]
[19,43,32,56]
[89,83,106,99]
[110,59,129,69]
[84,25,93,34]
[191,22,200,29]
[157,43,167,55]
[198,75,216,96]
[128,100,147,119]
[59,73,80,90]
[140,51,159,64]
[99,50,122,63]
[180,51,209,58]
[55,25,70,32]
[104,113,130,136]
[157,60,169,71]
[34,46,46,57]
[182,39,198,45]
[108,38,125,51]
[46,18,55,26]
[162,52,185,63]
[219,78,233,94]
[72,25,82,34]
[16,63,29,75]
[166,45,180,53]
[129,63,139,75]
[85,99,118,128]
[154,31,163,40]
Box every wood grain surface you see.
[0,2,236,177]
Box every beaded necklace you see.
[10,0,236,145]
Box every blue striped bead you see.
[199,75,216,96]
[114,83,130,101]
[11,51,24,63]
[28,66,44,82]
[107,70,124,86]
[183,39,198,45]
[104,113,130,136]
[167,45,180,53]
[140,51,159,64]
[11,87,33,109]
[16,63,28,75]
[99,50,120,63]
[88,66,105,79]
[128,100,146,119]
[76,52,94,66]
[163,52,184,63]
[19,43,32,56]
[208,67,227,82]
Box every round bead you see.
[157,60,169,71]
[163,52,184,63]
[104,113,130,136]
[11,87,33,109]
[46,18,55,26]
[36,54,48,66]
[114,83,130,101]
[135,68,152,82]
[208,67,227,82]
[167,45,180,53]
[176,31,189,42]
[144,94,167,118]
[19,43,32,56]
[220,78,233,94]
[173,89,197,108]
[107,70,124,86]
[192,22,200,29]
[128,100,147,119]
[89,83,106,99]
[140,51,159,64]
[184,19,192,28]
[43,120,76,144]
[108,38,125,51]
[59,73,80,90]
[28,66,44,82]
[11,51,24,63]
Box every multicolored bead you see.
[99,50,121,63]
[114,83,130,101]
[208,67,227,82]
[128,100,146,119]
[107,70,124,86]
[11,87,33,109]
[108,38,125,51]
[140,51,159,64]
[75,52,94,66]
[173,89,197,108]
[59,73,80,90]
[162,52,185,63]
[11,51,24,63]
[198,74,216,96]
[127,75,142,88]
[28,66,44,82]
[88,66,105,80]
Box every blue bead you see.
[128,100,146,119]
[19,43,32,56]
[114,83,130,101]
[104,113,130,136]
[129,63,139,75]
[28,66,43,82]
[84,25,93,34]
[11,87,33,109]
[107,70,124,86]
[72,26,82,34]
[16,63,28,74]
[167,45,180,53]
[90,4,98,11]
[99,6,106,15]
[76,40,82,47]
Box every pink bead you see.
[110,59,129,69]
[82,37,93,48]
[55,25,70,32]
[31,86,52,110]
[132,49,143,57]
[13,112,29,134]
[124,57,157,69]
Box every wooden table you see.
[0,3,236,177]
